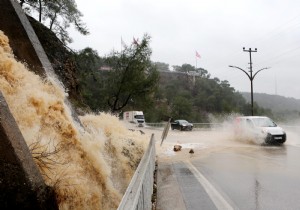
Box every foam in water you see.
[0,30,149,209]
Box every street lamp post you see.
[229,47,269,116]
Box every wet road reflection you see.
[191,145,300,210]
[152,127,300,210]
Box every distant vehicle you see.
[234,116,286,145]
[123,111,145,127]
[171,120,193,131]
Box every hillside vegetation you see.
[242,92,300,122]
[26,7,272,123]
[29,18,272,122]
[143,66,272,122]
[75,48,273,122]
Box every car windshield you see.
[134,115,144,119]
[178,120,188,124]
[251,117,276,127]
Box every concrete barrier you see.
[0,91,58,209]
[118,134,156,210]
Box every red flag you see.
[196,51,201,58]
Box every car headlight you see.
[261,128,267,134]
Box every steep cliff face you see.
[28,16,80,103]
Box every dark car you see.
[171,120,193,131]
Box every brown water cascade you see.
[0,30,149,209]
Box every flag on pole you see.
[133,37,139,45]
[196,51,201,59]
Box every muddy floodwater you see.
[139,126,300,161]
[138,126,300,210]
[0,31,150,210]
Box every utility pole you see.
[229,47,269,116]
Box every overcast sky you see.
[69,0,300,99]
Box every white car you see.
[234,116,286,145]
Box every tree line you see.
[20,0,272,122]
[74,37,272,122]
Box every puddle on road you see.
[151,127,300,163]
[157,143,208,157]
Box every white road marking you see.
[185,160,235,210]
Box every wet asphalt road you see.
[151,128,300,210]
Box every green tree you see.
[181,64,195,73]
[171,95,192,120]
[75,47,102,79]
[105,34,159,113]
[19,0,89,44]
[74,47,108,110]
[153,62,169,71]
[196,67,210,78]
[173,63,195,73]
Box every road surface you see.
[140,126,300,210]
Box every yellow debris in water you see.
[0,30,149,210]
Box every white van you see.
[234,116,286,145]
[123,111,145,127]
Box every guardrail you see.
[145,122,222,130]
[117,134,156,210]
[145,122,166,128]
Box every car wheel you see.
[264,133,272,144]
